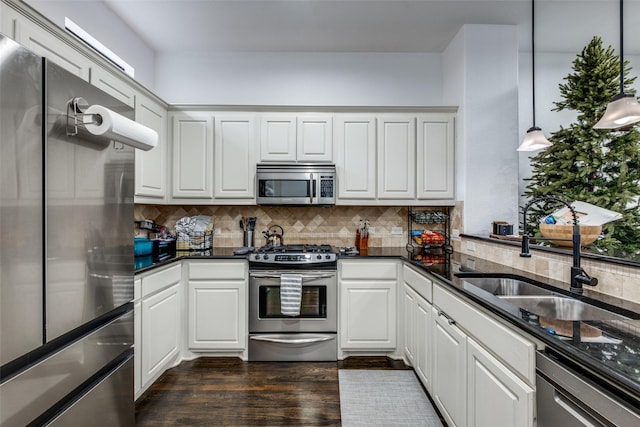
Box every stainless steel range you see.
[248,244,338,361]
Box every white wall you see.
[25,0,156,90]
[444,25,520,236]
[155,52,442,106]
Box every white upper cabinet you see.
[296,115,333,162]
[259,114,333,162]
[135,94,168,200]
[417,113,455,200]
[260,115,297,162]
[6,7,90,81]
[90,66,136,108]
[377,115,416,199]
[214,114,257,201]
[171,112,214,199]
[334,115,376,200]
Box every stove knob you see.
[263,254,269,260]
[317,254,322,260]
[254,254,260,260]
[325,254,331,260]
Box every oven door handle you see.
[249,272,335,280]
[250,334,334,345]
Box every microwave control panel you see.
[320,175,334,198]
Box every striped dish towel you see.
[280,274,303,316]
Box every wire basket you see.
[411,211,449,224]
[176,230,213,251]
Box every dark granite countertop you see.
[134,245,640,405]
[134,247,246,274]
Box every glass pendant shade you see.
[517,126,552,151]
[517,0,551,152]
[593,93,640,129]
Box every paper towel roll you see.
[83,105,158,151]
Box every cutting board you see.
[539,317,602,338]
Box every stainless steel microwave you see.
[256,163,336,206]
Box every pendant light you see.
[594,0,640,129]
[518,0,552,151]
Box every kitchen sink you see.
[499,295,631,321]
[460,277,553,297]
[457,275,637,321]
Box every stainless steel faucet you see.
[520,196,598,294]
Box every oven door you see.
[249,270,337,333]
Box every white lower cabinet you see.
[339,260,398,351]
[431,281,536,427]
[133,278,142,399]
[186,260,248,354]
[432,306,468,427]
[137,264,182,397]
[402,265,434,389]
[414,294,432,389]
[466,338,535,427]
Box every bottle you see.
[355,228,361,248]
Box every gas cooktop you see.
[249,244,337,265]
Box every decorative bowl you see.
[539,223,602,247]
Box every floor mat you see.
[338,369,443,427]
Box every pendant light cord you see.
[619,0,624,94]
[531,0,537,126]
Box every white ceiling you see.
[101,0,640,55]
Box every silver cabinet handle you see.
[437,310,456,325]
[250,334,334,345]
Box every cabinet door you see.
[432,307,467,427]
[402,284,416,365]
[467,338,535,427]
[417,114,455,199]
[297,115,333,162]
[133,278,142,399]
[415,296,432,391]
[135,94,168,199]
[377,116,415,199]
[141,283,181,388]
[11,11,90,81]
[188,281,246,350]
[214,115,256,200]
[340,280,396,349]
[1,2,14,37]
[90,66,135,108]
[260,115,297,162]
[334,116,376,199]
[171,112,214,199]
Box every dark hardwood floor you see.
[135,357,410,426]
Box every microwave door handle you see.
[309,173,314,205]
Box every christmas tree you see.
[523,36,640,255]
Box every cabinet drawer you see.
[141,264,181,297]
[188,261,246,280]
[340,260,397,280]
[403,265,432,302]
[433,283,535,383]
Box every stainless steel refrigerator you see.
[0,33,134,426]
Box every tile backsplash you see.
[135,204,416,248]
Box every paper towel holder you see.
[66,97,100,137]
